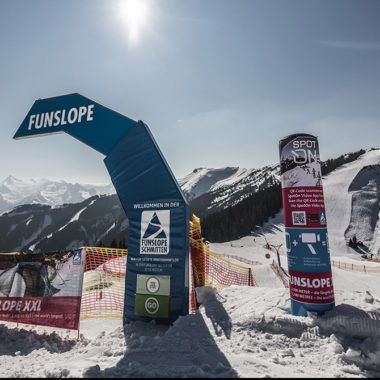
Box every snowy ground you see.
[1,278,379,378]
[0,150,380,377]
[1,227,379,378]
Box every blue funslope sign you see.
[13,93,190,324]
[14,93,137,155]
[105,121,190,324]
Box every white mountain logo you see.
[140,210,170,255]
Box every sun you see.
[116,0,151,45]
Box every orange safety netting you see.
[189,214,257,297]
[80,214,258,319]
[80,247,127,320]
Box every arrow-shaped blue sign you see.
[14,93,137,155]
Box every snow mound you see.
[1,286,380,377]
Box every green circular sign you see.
[146,277,160,294]
[145,297,159,314]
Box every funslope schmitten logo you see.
[140,210,170,254]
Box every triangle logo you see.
[140,210,170,255]
[143,212,167,240]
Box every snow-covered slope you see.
[0,176,115,214]
[209,148,380,262]
[180,164,280,217]
[178,167,241,201]
[0,195,128,253]
[323,147,380,260]
[0,163,281,252]
[0,163,279,218]
[2,148,379,257]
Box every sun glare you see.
[116,0,151,45]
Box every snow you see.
[178,165,280,203]
[1,150,380,377]
[178,167,241,201]
[0,177,115,214]
[21,214,53,252]
[58,199,97,232]
[323,148,380,260]
[251,263,284,288]
[1,269,379,377]
[1,281,379,377]
[96,222,116,244]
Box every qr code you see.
[292,211,306,225]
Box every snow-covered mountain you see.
[179,164,280,217]
[2,164,280,217]
[1,148,379,255]
[0,162,280,253]
[0,195,127,253]
[0,176,115,215]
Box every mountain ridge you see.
[0,177,115,215]
[0,147,377,254]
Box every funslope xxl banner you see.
[279,133,335,317]
[0,250,85,329]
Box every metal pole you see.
[270,244,283,268]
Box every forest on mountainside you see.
[201,149,366,242]
[201,184,282,242]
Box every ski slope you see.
[0,150,380,377]
[211,148,380,268]
[323,148,380,261]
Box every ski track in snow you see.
[27,199,97,251]
[58,199,97,233]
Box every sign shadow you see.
[84,297,237,378]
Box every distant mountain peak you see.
[0,177,115,214]
[3,175,22,184]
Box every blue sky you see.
[0,0,379,184]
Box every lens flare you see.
[116,0,151,45]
